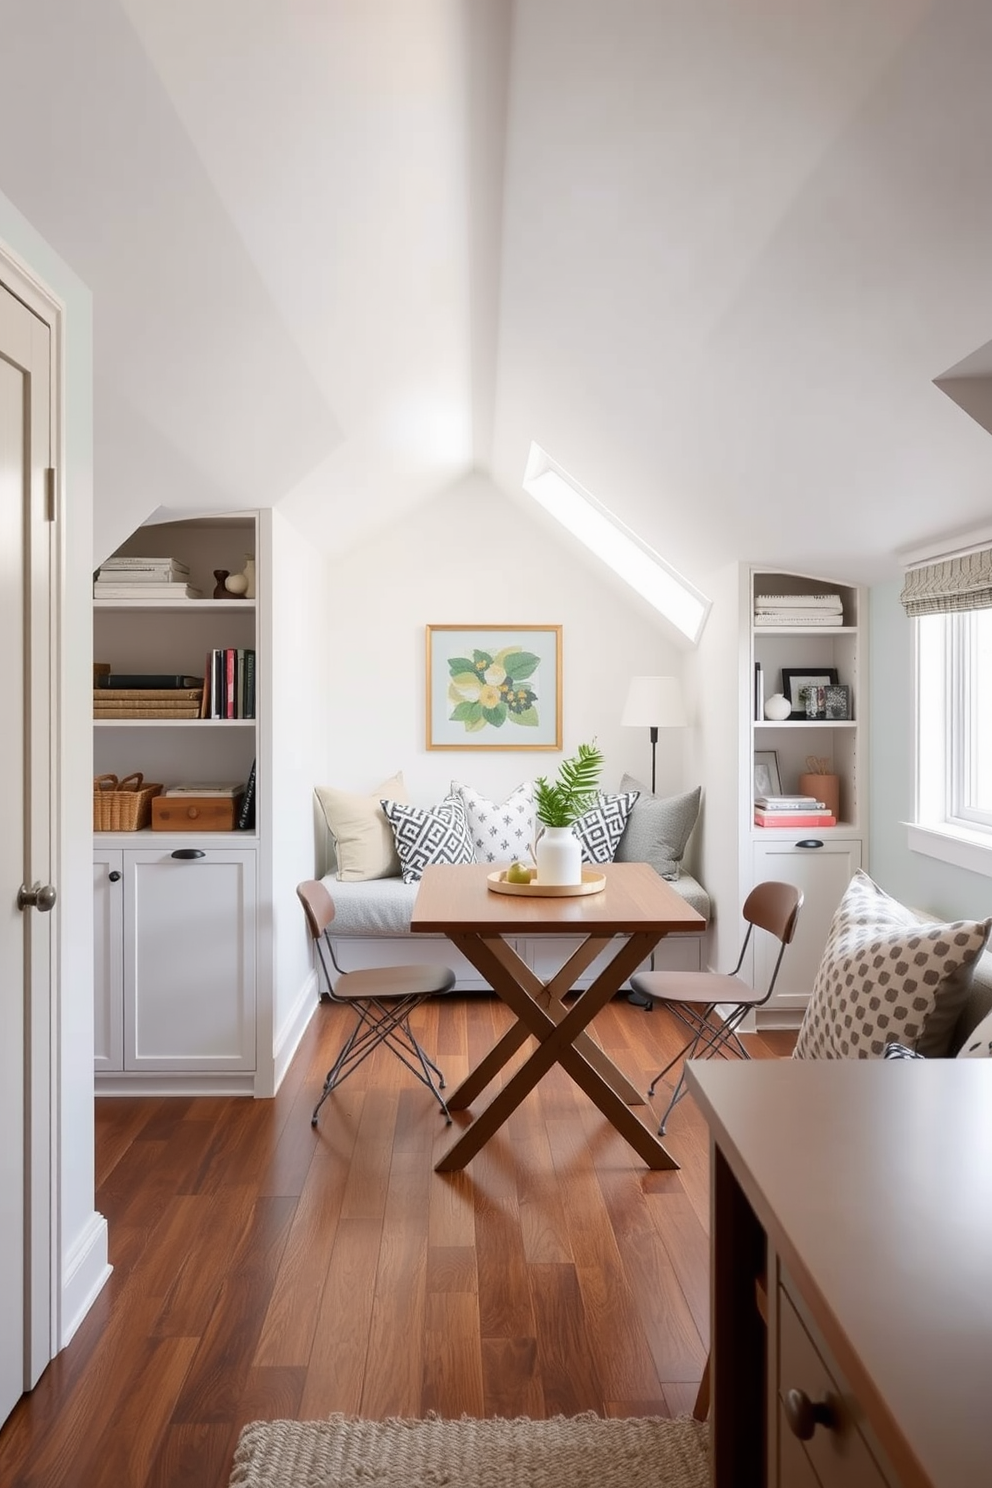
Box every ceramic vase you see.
[534,825,582,886]
[764,692,792,721]
[242,555,256,599]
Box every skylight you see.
[522,444,710,644]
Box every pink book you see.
[754,811,836,827]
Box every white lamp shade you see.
[621,675,686,728]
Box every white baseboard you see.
[272,970,319,1093]
[60,1209,112,1350]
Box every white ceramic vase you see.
[764,692,792,721]
[534,824,582,886]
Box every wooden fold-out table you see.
[411,861,706,1172]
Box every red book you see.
[754,810,836,827]
[225,648,236,719]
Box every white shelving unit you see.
[746,568,867,1023]
[93,515,263,1093]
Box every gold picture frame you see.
[426,624,563,750]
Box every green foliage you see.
[533,740,604,827]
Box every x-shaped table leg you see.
[435,930,678,1171]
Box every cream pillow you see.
[314,772,408,882]
[794,870,992,1059]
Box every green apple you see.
[506,860,532,884]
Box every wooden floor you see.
[0,994,795,1488]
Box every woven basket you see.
[94,772,163,831]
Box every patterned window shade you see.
[900,548,992,616]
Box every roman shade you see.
[900,547,992,616]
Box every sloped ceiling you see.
[2,0,992,586]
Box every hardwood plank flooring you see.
[0,994,795,1487]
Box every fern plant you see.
[533,740,604,827]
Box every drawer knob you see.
[783,1387,836,1440]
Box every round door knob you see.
[108,871,121,882]
[17,882,57,912]
[783,1387,836,1440]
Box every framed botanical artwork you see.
[426,624,563,749]
[753,749,782,798]
[781,667,839,721]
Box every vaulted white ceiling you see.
[3,0,992,589]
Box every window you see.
[909,547,992,875]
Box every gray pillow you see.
[614,775,701,880]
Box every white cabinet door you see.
[93,850,124,1071]
[751,838,861,1018]
[123,847,257,1072]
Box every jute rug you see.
[228,1411,710,1488]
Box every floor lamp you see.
[620,675,686,794]
[621,675,687,1008]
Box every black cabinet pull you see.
[108,870,121,882]
[783,1387,836,1440]
[795,839,824,849]
[171,848,206,860]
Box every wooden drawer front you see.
[778,1290,888,1488]
[151,795,240,830]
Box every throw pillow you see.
[882,1043,926,1060]
[614,775,701,880]
[956,1006,992,1059]
[793,870,992,1059]
[381,794,475,884]
[452,780,536,864]
[314,771,408,882]
[571,790,639,865]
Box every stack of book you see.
[754,793,837,827]
[94,556,203,600]
[753,593,844,627]
[94,680,204,719]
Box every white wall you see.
[263,507,334,1091]
[317,470,690,807]
[869,580,991,920]
[0,190,105,1348]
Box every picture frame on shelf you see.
[753,750,782,798]
[824,683,851,720]
[425,624,563,749]
[781,667,839,721]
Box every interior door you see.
[0,275,54,1426]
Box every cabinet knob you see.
[171,849,206,860]
[17,881,57,912]
[783,1387,836,1440]
[795,839,824,849]
[108,870,121,882]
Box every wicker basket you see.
[94,772,163,831]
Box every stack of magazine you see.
[94,555,203,600]
[754,793,836,827]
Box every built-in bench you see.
[319,870,711,993]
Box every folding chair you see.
[296,879,456,1127]
[630,880,803,1134]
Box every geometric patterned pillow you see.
[614,775,701,879]
[882,1042,926,1059]
[956,1006,992,1059]
[380,794,475,885]
[794,870,992,1059]
[571,790,639,865]
[452,780,536,865]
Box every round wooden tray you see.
[487,868,607,897]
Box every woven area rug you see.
[229,1412,710,1488]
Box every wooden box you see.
[151,795,243,832]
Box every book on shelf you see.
[96,674,203,689]
[93,698,203,711]
[225,648,236,719]
[754,809,837,827]
[755,794,826,809]
[94,687,203,701]
[94,705,201,719]
[237,759,256,830]
[99,555,190,573]
[243,648,256,719]
[754,593,842,608]
[94,584,204,600]
[96,570,190,585]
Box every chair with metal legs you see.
[296,879,456,1127]
[630,880,803,1134]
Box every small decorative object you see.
[753,749,783,796]
[224,570,249,597]
[213,569,235,599]
[242,555,256,599]
[764,692,792,721]
[800,759,840,819]
[823,684,851,720]
[425,624,562,749]
[780,667,839,720]
[533,740,603,886]
[805,685,826,720]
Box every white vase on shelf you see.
[534,825,582,886]
[764,693,792,721]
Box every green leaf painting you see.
[446,643,542,733]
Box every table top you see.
[410,861,707,935]
[686,1058,992,1488]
